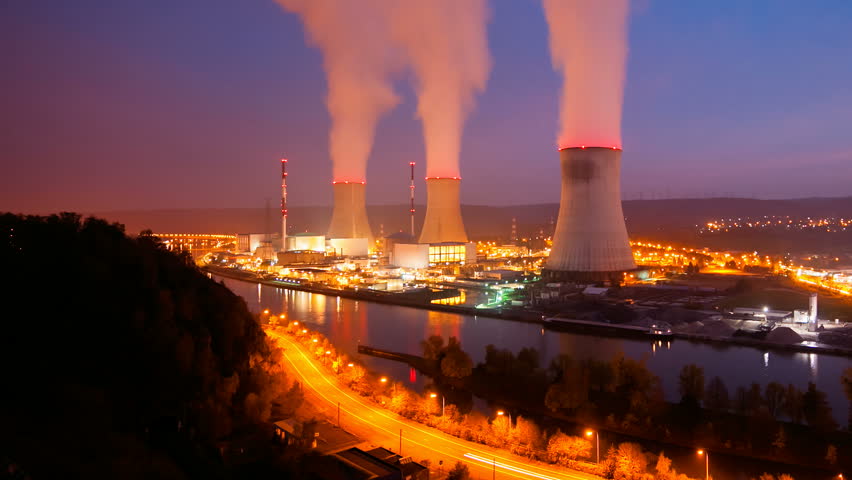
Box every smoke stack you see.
[409,162,416,238]
[808,293,818,332]
[418,177,467,244]
[281,158,288,250]
[327,181,373,241]
[545,147,635,281]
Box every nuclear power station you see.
[326,180,372,256]
[544,146,635,281]
[418,177,468,244]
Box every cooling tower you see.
[327,181,373,241]
[418,177,468,244]
[544,146,635,281]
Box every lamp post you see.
[585,430,599,464]
[697,449,709,480]
[496,410,511,425]
[430,393,445,416]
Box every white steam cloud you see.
[542,0,630,149]
[386,0,491,178]
[276,0,399,182]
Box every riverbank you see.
[205,266,852,357]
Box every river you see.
[214,275,850,427]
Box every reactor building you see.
[544,146,635,281]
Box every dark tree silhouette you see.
[705,376,730,411]
[0,213,286,478]
[802,382,837,431]
[678,364,705,405]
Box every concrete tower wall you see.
[418,178,468,244]
[545,147,635,280]
[327,182,373,241]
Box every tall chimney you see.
[281,158,288,251]
[409,162,416,238]
[545,147,635,281]
[327,181,373,241]
[808,293,818,332]
[418,177,468,244]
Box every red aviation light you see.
[558,145,623,152]
[280,158,288,163]
[409,162,415,166]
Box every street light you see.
[380,376,388,383]
[496,410,511,425]
[430,393,445,416]
[697,449,709,480]
[585,430,600,464]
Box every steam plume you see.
[542,0,630,149]
[276,0,398,182]
[386,0,491,178]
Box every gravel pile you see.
[765,327,804,344]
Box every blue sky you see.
[2,0,851,211]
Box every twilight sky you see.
[2,0,851,212]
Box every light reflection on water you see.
[217,276,849,425]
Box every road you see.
[268,328,600,480]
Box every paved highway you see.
[268,328,600,480]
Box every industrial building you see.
[419,177,468,244]
[545,147,635,281]
[391,241,476,269]
[326,180,371,240]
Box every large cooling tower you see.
[545,147,635,281]
[327,181,373,241]
[418,177,468,244]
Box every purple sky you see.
[2,0,851,213]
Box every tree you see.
[545,361,589,412]
[704,376,730,411]
[764,382,786,419]
[802,382,837,431]
[514,416,544,452]
[655,452,695,480]
[841,367,852,430]
[584,358,615,392]
[825,444,837,465]
[446,461,471,480]
[280,381,304,416]
[678,364,705,405]
[601,446,618,479]
[440,337,473,379]
[771,426,786,451]
[516,347,540,374]
[655,453,675,480]
[546,431,591,465]
[490,415,512,444]
[613,442,648,480]
[783,384,804,423]
[421,335,444,361]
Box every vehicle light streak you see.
[272,331,594,480]
[464,453,562,480]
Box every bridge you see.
[357,345,435,375]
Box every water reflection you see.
[426,310,462,340]
[215,276,849,425]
